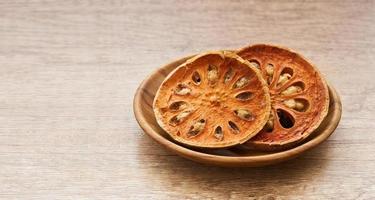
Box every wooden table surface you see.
[0,0,374,199]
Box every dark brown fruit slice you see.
[237,44,329,151]
[153,51,271,148]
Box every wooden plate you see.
[133,55,342,167]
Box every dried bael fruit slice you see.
[153,51,271,148]
[237,44,329,151]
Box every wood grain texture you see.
[0,0,374,199]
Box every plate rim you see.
[133,55,342,167]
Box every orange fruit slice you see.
[153,51,271,148]
[237,44,330,151]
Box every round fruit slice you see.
[237,44,329,151]
[153,51,271,148]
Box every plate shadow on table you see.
[136,132,333,198]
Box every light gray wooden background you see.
[0,0,374,199]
